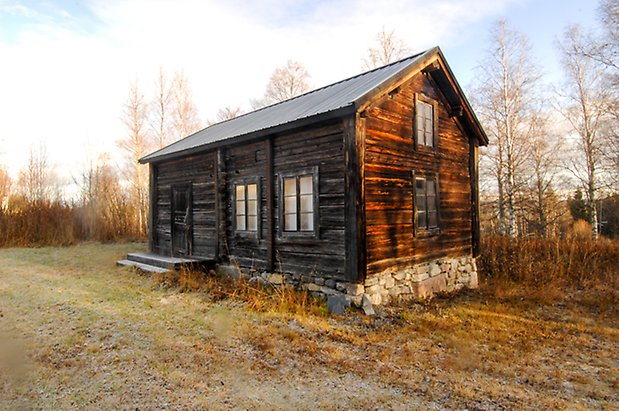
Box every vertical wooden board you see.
[343,116,359,282]
[265,138,275,272]
[148,163,158,253]
[469,137,480,257]
[214,148,222,261]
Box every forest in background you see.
[0,0,616,246]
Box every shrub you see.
[0,199,145,247]
[478,235,619,294]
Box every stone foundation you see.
[217,255,477,311]
[361,256,478,305]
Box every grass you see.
[0,242,617,409]
[155,266,327,316]
[0,200,144,247]
[478,235,619,311]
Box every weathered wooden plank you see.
[265,138,275,272]
[470,137,480,257]
[148,164,158,252]
[155,150,217,258]
[343,116,359,282]
[363,71,475,273]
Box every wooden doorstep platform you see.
[116,252,214,273]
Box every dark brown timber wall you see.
[223,140,268,269]
[271,122,347,278]
[153,121,348,279]
[154,152,217,258]
[364,72,473,276]
[220,122,347,278]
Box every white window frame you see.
[414,94,438,148]
[413,173,440,236]
[279,167,319,238]
[234,180,260,235]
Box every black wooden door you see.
[171,184,192,257]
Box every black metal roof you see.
[140,46,486,163]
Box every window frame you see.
[414,93,439,149]
[232,178,261,238]
[412,171,441,237]
[278,166,319,239]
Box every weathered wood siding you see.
[154,152,217,258]
[194,121,348,279]
[223,140,268,269]
[272,122,347,278]
[364,72,473,275]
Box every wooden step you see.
[116,259,170,274]
[126,252,211,269]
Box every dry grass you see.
[0,200,144,247]
[155,266,327,316]
[478,235,619,308]
[0,242,617,409]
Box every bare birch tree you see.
[212,106,244,124]
[171,70,202,139]
[263,60,311,104]
[558,25,611,240]
[152,67,173,148]
[592,0,619,190]
[118,79,150,235]
[17,144,59,203]
[522,113,564,236]
[251,60,312,109]
[586,0,618,73]
[0,166,11,208]
[362,28,411,70]
[472,20,540,237]
[79,153,135,240]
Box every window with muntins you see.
[235,183,258,232]
[416,99,434,147]
[415,176,439,230]
[283,174,314,232]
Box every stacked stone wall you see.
[218,254,477,312]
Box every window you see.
[281,172,316,234]
[415,98,435,147]
[414,175,439,230]
[235,182,258,232]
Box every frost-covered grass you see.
[0,242,617,409]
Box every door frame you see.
[171,183,192,257]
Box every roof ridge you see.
[206,49,428,129]
[141,48,438,163]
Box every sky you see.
[0,0,601,194]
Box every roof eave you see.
[140,104,356,164]
[432,48,489,146]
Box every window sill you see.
[234,231,260,241]
[414,144,439,152]
[415,228,440,238]
[278,231,319,243]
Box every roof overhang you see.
[139,104,356,164]
[141,47,487,165]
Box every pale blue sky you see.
[0,0,602,188]
[443,0,598,85]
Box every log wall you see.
[154,152,217,258]
[152,121,348,280]
[272,122,347,278]
[363,72,473,276]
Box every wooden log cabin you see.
[133,47,488,306]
